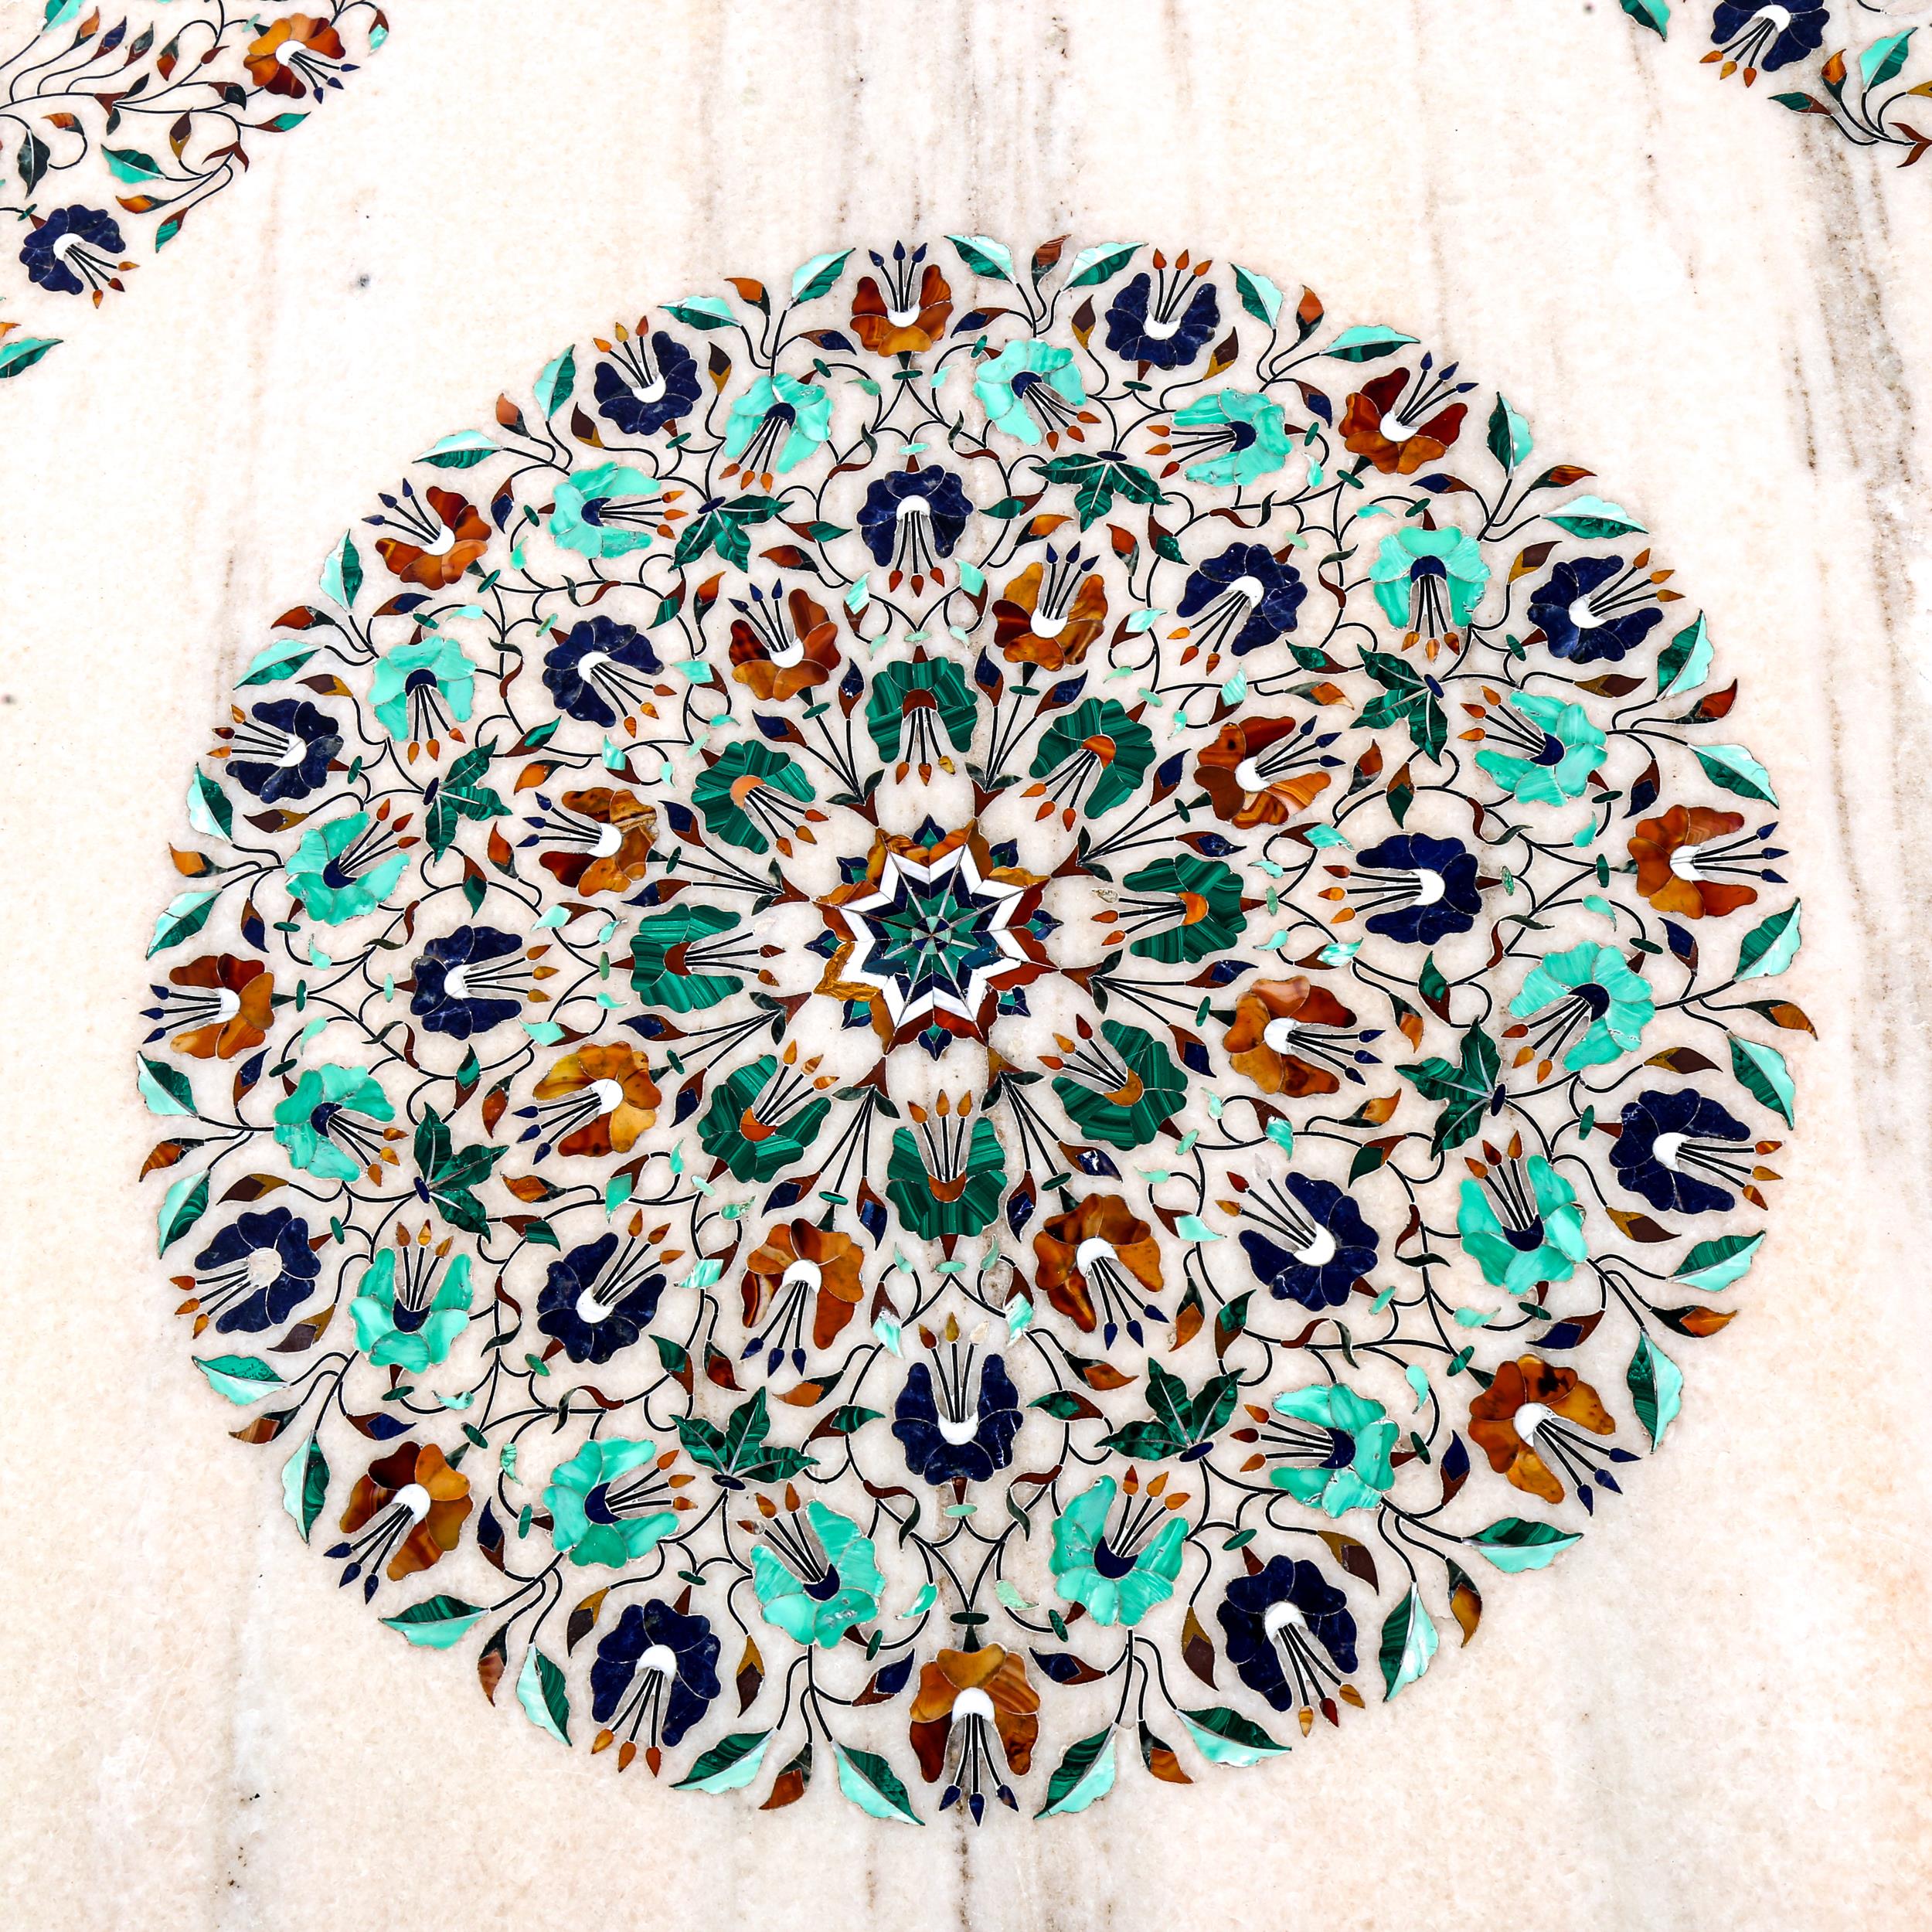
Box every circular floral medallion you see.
[138,236,1803,1822]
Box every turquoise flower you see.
[1169,388,1293,488]
[1511,941,1655,1072]
[272,1063,394,1182]
[1457,1153,1588,1294]
[723,374,831,475]
[1267,1384,1399,1517]
[751,1501,883,1647]
[369,635,475,743]
[285,811,408,925]
[1369,525,1491,647]
[547,461,663,559]
[1049,1475,1187,1627]
[1475,692,1607,804]
[545,1438,679,1570]
[350,1247,472,1370]
[973,338,1085,446]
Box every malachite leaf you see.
[192,1350,282,1406]
[1734,901,1801,983]
[1324,324,1417,363]
[319,530,362,610]
[1468,1517,1581,1573]
[1672,1230,1764,1293]
[790,249,852,303]
[1036,1728,1117,1816]
[281,1434,329,1543]
[1233,265,1282,326]
[148,888,219,957]
[1546,495,1645,540]
[1729,1035,1795,1125]
[515,1645,571,1744]
[138,1055,196,1117]
[833,1743,923,1824]
[1656,613,1711,697]
[947,233,1015,281]
[381,1594,485,1649]
[1378,1585,1440,1700]
[158,1170,210,1255]
[1063,241,1138,288]
[1619,0,1670,39]
[1693,743,1777,805]
[417,430,501,469]
[1180,1706,1289,1767]
[537,346,577,417]
[0,335,60,379]
[1627,1333,1683,1448]
[671,1728,772,1794]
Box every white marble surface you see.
[3,2,1931,1927]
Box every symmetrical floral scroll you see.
[1621,0,1932,165]
[137,237,1804,1822]
[0,1,389,379]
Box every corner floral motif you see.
[1621,0,1932,165]
[0,1,391,380]
[136,236,1805,1822]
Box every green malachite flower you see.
[544,1438,678,1570]
[751,1501,883,1647]
[1511,940,1655,1072]
[1029,697,1155,818]
[1475,691,1607,804]
[1458,1153,1589,1294]
[1049,1475,1186,1627]
[696,1054,829,1183]
[864,651,978,765]
[1268,1383,1399,1517]
[1369,525,1491,633]
[629,904,747,1012]
[369,634,477,743]
[350,1249,472,1370]
[972,338,1086,445]
[723,373,832,474]
[1120,853,1247,964]
[285,811,409,924]
[885,1116,1008,1240]
[272,1063,394,1182]
[547,461,663,559]
[1052,1019,1185,1151]
[690,740,815,855]
[1170,387,1294,488]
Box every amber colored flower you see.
[534,1044,662,1157]
[992,559,1110,672]
[167,953,274,1060]
[537,787,657,896]
[740,1219,865,1349]
[728,587,842,700]
[1468,1356,1614,1506]
[1628,804,1759,920]
[244,14,345,94]
[1224,976,1356,1097]
[909,1645,1039,1782]
[339,1443,472,1580]
[1196,716,1332,828]
[1032,1194,1162,1333]
[850,264,953,355]
[1340,369,1468,477]
[375,488,490,589]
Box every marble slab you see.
[1,3,1929,1928]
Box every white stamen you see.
[1291,1225,1337,1270]
[952,1687,997,1723]
[1513,1402,1554,1441]
[1566,595,1602,632]
[1651,1132,1687,1172]
[1263,1599,1308,1639]
[1261,1016,1301,1053]
[393,1482,432,1524]
[1074,1237,1120,1276]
